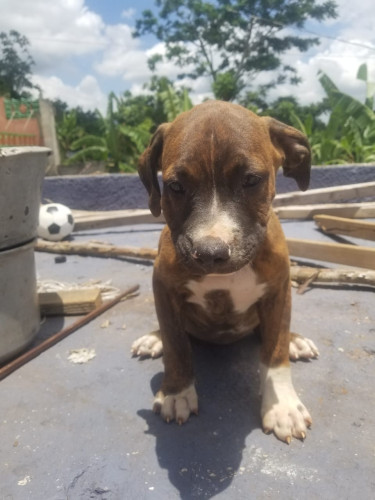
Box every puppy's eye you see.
[168,181,185,193]
[243,173,262,188]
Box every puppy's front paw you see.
[131,331,163,358]
[289,333,319,360]
[153,384,198,425]
[262,400,312,444]
[260,364,312,443]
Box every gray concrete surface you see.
[1,220,374,499]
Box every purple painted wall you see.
[42,165,375,211]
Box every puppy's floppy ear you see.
[263,117,311,191]
[138,123,169,217]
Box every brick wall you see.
[0,97,42,147]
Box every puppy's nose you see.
[192,237,231,264]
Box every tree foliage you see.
[134,0,337,101]
[290,65,375,164]
[0,30,37,98]
[62,92,154,171]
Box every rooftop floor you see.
[1,221,374,499]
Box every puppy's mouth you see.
[175,234,259,275]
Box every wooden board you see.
[71,202,374,229]
[273,181,375,207]
[275,202,375,220]
[286,238,375,270]
[72,209,165,231]
[314,215,375,241]
[39,288,102,316]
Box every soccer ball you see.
[38,203,75,241]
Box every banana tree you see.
[67,92,152,171]
[158,80,193,122]
[293,66,375,164]
[56,110,84,164]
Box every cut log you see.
[290,265,375,287]
[72,209,164,231]
[314,215,375,241]
[287,238,375,270]
[37,238,375,270]
[273,181,375,207]
[39,288,102,316]
[275,202,375,220]
[35,239,158,260]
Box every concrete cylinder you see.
[0,241,40,363]
[0,147,50,363]
[0,147,50,249]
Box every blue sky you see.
[1,0,374,112]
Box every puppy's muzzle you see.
[192,236,231,265]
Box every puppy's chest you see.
[185,266,266,325]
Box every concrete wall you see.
[42,165,375,211]
[38,99,61,176]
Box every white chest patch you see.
[186,265,267,314]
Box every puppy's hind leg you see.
[131,330,163,358]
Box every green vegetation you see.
[291,65,375,164]
[54,78,192,171]
[1,21,375,171]
[0,30,38,98]
[135,0,337,101]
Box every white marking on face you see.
[192,192,238,245]
[186,265,267,314]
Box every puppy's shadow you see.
[138,335,261,499]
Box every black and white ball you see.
[38,203,75,241]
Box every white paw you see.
[260,364,312,443]
[289,334,319,360]
[153,384,198,425]
[262,400,312,443]
[131,331,163,358]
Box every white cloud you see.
[246,0,375,106]
[0,0,108,74]
[31,74,107,113]
[94,24,147,80]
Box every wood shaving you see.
[68,348,96,364]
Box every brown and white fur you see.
[132,100,318,444]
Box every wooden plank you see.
[71,202,374,227]
[39,288,102,316]
[275,202,375,220]
[314,215,375,241]
[286,238,375,270]
[72,209,165,231]
[273,181,375,207]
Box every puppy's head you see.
[139,101,310,274]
